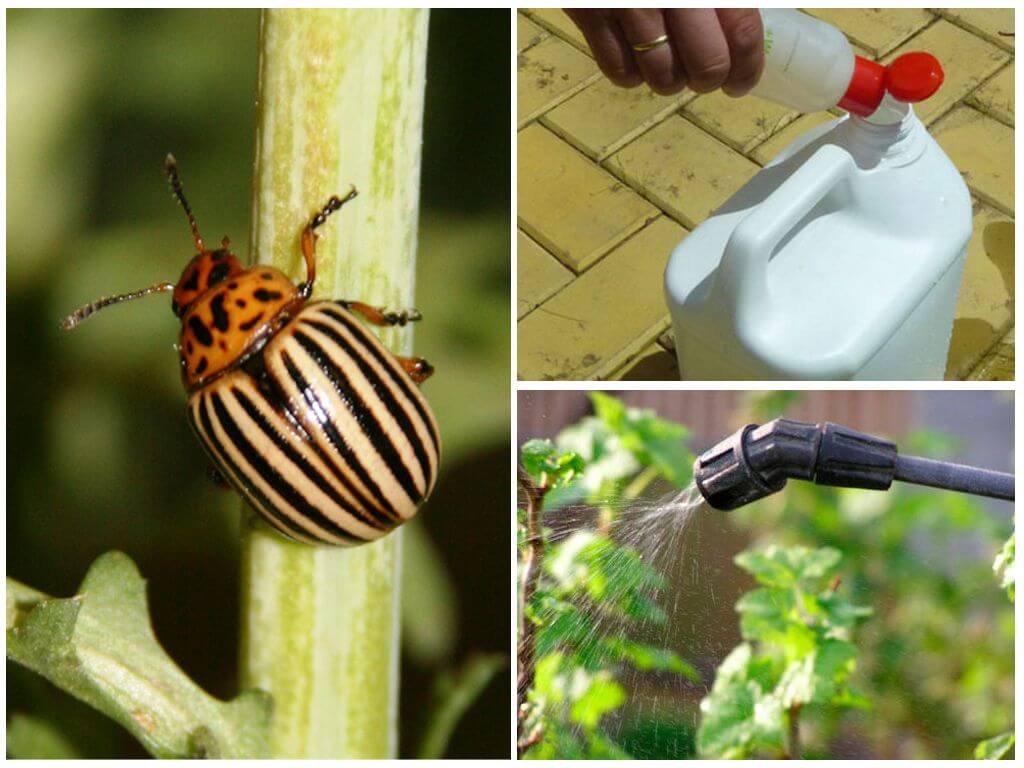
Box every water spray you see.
[695,418,1014,511]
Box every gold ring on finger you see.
[631,34,670,53]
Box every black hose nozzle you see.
[695,418,1013,510]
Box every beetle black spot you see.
[228,281,239,290]
[188,316,214,346]
[239,313,264,331]
[253,288,284,302]
[212,250,227,261]
[186,340,194,354]
[235,299,247,308]
[181,268,200,292]
[195,356,208,374]
[209,261,231,286]
[210,293,230,331]
[261,272,273,279]
[219,340,228,351]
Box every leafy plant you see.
[730,392,1014,759]
[698,545,871,758]
[518,393,698,759]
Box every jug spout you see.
[844,99,926,167]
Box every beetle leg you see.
[300,187,358,298]
[341,300,422,327]
[396,355,434,384]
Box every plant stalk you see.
[517,467,547,757]
[240,9,429,759]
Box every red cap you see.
[838,56,887,117]
[886,52,944,103]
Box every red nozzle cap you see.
[886,52,944,103]
[838,56,887,117]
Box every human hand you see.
[565,9,764,97]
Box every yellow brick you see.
[542,78,693,161]
[518,13,548,53]
[606,115,760,228]
[525,8,589,53]
[749,112,838,165]
[517,216,686,380]
[937,8,1015,52]
[684,91,798,153]
[882,20,1009,125]
[933,106,1014,216]
[518,35,599,128]
[965,327,1014,381]
[945,205,1014,378]
[806,8,934,56]
[518,124,659,272]
[610,343,680,380]
[517,229,573,319]
[968,64,1014,127]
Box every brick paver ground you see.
[517,8,1014,381]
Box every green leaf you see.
[735,545,841,588]
[993,533,1014,602]
[521,439,585,490]
[569,672,626,728]
[975,731,1014,759]
[7,552,271,758]
[589,392,693,488]
[599,637,701,682]
[416,653,505,759]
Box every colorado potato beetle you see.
[62,155,440,545]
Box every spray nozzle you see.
[839,51,945,117]
[694,418,1012,511]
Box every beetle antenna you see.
[60,282,176,331]
[164,153,205,252]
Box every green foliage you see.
[699,545,870,758]
[7,552,271,758]
[519,394,698,759]
[730,394,1013,759]
[416,653,505,759]
[975,732,1014,760]
[993,533,1014,602]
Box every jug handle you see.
[716,143,855,325]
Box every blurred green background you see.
[7,8,509,759]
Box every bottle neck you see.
[844,99,925,167]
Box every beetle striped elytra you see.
[61,155,440,545]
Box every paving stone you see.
[882,20,1010,125]
[517,216,687,380]
[517,229,573,319]
[684,91,798,153]
[518,35,599,128]
[965,327,1014,380]
[936,8,1015,52]
[932,105,1014,216]
[748,111,838,165]
[606,114,760,228]
[518,13,548,53]
[806,8,934,56]
[525,8,589,53]
[518,124,659,272]
[967,64,1014,127]
[543,78,693,161]
[610,343,681,380]
[946,204,1015,378]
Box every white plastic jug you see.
[665,33,970,380]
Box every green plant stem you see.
[240,9,429,759]
[517,467,547,757]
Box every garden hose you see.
[694,418,1014,511]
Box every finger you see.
[615,9,685,95]
[664,8,732,94]
[716,9,765,97]
[565,9,642,88]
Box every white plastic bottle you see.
[664,30,969,381]
[752,9,883,116]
